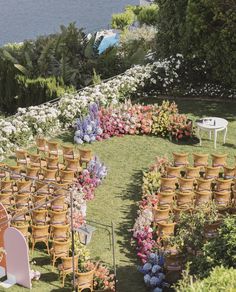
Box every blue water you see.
[0,0,138,46]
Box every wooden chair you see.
[195,191,212,207]
[215,178,232,193]
[58,255,79,287]
[15,149,28,167]
[34,181,49,195]
[64,158,82,173]
[164,254,182,272]
[214,191,231,207]
[61,144,76,161]
[25,166,40,180]
[11,208,30,224]
[8,165,23,180]
[185,166,201,179]
[50,240,70,271]
[157,222,176,240]
[0,163,6,180]
[50,195,67,211]
[204,166,220,179]
[158,192,175,207]
[178,177,195,192]
[17,180,32,194]
[172,152,189,167]
[14,193,30,209]
[50,224,70,241]
[173,206,191,222]
[223,166,236,179]
[32,194,48,209]
[211,153,228,167]
[42,168,58,182]
[196,178,213,193]
[165,166,182,179]
[79,148,92,166]
[0,193,13,209]
[36,136,47,155]
[1,180,13,194]
[45,156,59,171]
[53,183,69,197]
[59,170,75,184]
[31,225,50,255]
[153,207,170,224]
[49,210,67,225]
[29,153,42,168]
[77,267,96,292]
[46,140,59,157]
[32,209,48,225]
[176,191,193,207]
[11,223,30,243]
[204,221,221,240]
[160,177,176,192]
[193,153,208,168]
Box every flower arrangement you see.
[30,269,41,281]
[94,263,115,291]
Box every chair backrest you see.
[26,166,39,179]
[1,180,13,193]
[176,191,193,206]
[79,149,92,161]
[215,178,232,193]
[61,144,75,159]
[214,191,231,206]
[15,193,30,208]
[211,153,228,167]
[196,178,213,192]
[46,141,59,156]
[77,268,95,290]
[32,225,49,238]
[17,180,32,193]
[36,136,46,149]
[193,153,209,167]
[64,158,82,172]
[51,224,70,241]
[15,149,28,162]
[45,156,59,170]
[59,170,75,183]
[158,192,175,207]
[185,166,201,179]
[153,207,170,223]
[53,183,69,196]
[223,166,236,179]
[49,210,67,225]
[165,166,182,178]
[52,240,70,256]
[32,194,48,208]
[32,209,48,225]
[11,224,29,237]
[195,191,212,206]
[160,177,176,192]
[35,181,49,195]
[0,193,12,206]
[42,168,57,181]
[178,177,195,192]
[61,255,79,272]
[172,152,189,167]
[8,165,22,179]
[29,153,41,167]
[50,195,66,211]
[157,222,176,237]
[204,166,220,179]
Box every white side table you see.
[196,117,228,149]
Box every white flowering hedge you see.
[0,64,153,160]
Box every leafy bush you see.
[175,266,236,292]
[137,4,159,26]
[111,10,135,30]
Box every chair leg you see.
[46,241,50,255]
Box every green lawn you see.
[2,99,236,292]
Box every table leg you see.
[214,129,217,149]
[223,127,227,144]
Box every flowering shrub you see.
[74,103,102,144]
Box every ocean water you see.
[0,0,138,46]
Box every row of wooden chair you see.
[173,152,236,169]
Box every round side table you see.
[196,117,228,149]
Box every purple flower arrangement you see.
[74,103,103,144]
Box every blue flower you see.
[151,264,161,274]
[143,263,152,272]
[144,274,151,285]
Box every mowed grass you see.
[1,99,236,292]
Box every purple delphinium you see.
[74,103,102,144]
